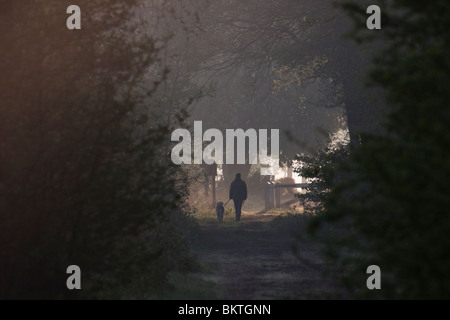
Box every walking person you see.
[229,173,247,221]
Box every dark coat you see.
[229,178,247,202]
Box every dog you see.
[216,201,225,223]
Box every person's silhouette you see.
[229,173,247,221]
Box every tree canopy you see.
[0,0,194,299]
[301,0,450,299]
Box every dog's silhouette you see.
[216,201,224,223]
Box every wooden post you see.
[211,176,216,208]
[275,184,281,208]
[269,182,275,210]
[265,182,272,211]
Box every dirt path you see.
[192,212,345,299]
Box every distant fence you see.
[264,182,309,211]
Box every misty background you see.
[0,0,449,299]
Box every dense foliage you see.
[298,0,450,298]
[0,0,193,299]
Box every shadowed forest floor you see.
[184,210,347,299]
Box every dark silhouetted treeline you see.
[299,0,450,299]
[0,0,194,299]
